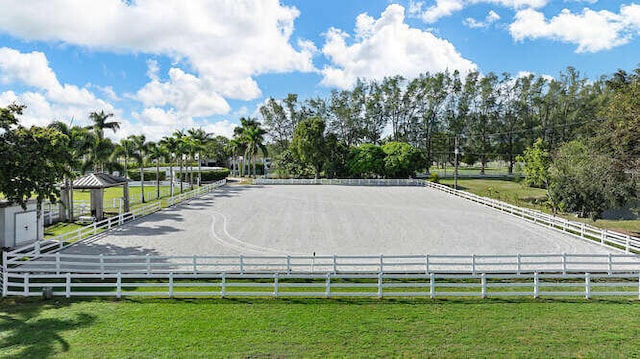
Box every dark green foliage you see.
[199,168,230,182]
[290,117,327,178]
[548,140,636,220]
[347,144,385,178]
[381,142,424,178]
[127,170,166,181]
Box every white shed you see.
[0,199,44,249]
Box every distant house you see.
[0,199,44,249]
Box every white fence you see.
[255,178,425,186]
[5,253,640,276]
[424,181,640,254]
[3,271,640,299]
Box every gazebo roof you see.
[62,173,128,190]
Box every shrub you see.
[428,173,440,183]
[200,168,230,182]
[127,170,166,181]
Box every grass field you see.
[1,297,639,358]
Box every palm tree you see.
[172,130,189,193]
[129,134,149,203]
[187,128,212,186]
[147,141,166,200]
[225,138,245,176]
[234,117,268,177]
[47,121,92,221]
[159,135,179,197]
[86,110,120,173]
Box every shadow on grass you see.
[0,298,96,358]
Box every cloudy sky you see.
[0,0,638,141]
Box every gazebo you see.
[59,173,130,222]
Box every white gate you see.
[15,211,37,245]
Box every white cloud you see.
[464,10,502,28]
[0,0,316,117]
[127,107,237,141]
[0,48,116,127]
[410,0,548,23]
[321,4,476,89]
[510,5,640,53]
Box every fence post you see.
[193,255,197,276]
[425,255,430,274]
[93,221,97,235]
[378,272,383,299]
[585,273,591,300]
[379,254,384,273]
[601,230,606,246]
[274,273,279,298]
[35,241,41,255]
[608,254,613,275]
[23,273,29,297]
[2,251,7,297]
[66,272,71,298]
[325,273,331,298]
[333,255,337,274]
[221,272,226,298]
[286,255,291,274]
[100,254,105,279]
[169,272,174,298]
[56,252,61,275]
[116,272,122,299]
[626,236,631,254]
[239,255,244,274]
[429,273,435,299]
[516,254,521,276]
[146,254,151,276]
[481,273,487,299]
[562,253,567,276]
[533,272,539,299]
[472,254,476,275]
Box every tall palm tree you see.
[234,117,268,177]
[225,138,245,176]
[147,141,166,200]
[187,127,211,186]
[129,134,148,203]
[47,121,92,221]
[86,110,120,173]
[172,130,189,193]
[159,135,179,196]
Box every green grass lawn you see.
[1,297,639,358]
[440,178,640,236]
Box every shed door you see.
[15,211,37,245]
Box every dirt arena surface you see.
[61,184,616,258]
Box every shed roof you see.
[62,173,128,189]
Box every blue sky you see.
[0,0,639,141]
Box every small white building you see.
[0,199,44,249]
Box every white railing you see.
[255,178,425,186]
[5,253,640,276]
[424,181,640,254]
[3,271,640,299]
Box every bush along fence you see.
[424,181,640,254]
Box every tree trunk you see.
[140,166,145,203]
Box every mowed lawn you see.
[1,298,639,358]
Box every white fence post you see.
[286,255,291,274]
[533,272,539,299]
[2,250,7,298]
[516,254,521,275]
[274,273,279,298]
[333,255,337,274]
[429,273,435,299]
[481,273,487,299]
[23,273,29,297]
[100,254,105,279]
[562,253,567,275]
[585,273,591,300]
[378,272,383,299]
[324,273,331,298]
[116,272,122,299]
[221,272,226,298]
[379,254,384,273]
[425,255,430,274]
[169,272,174,298]
[56,252,61,275]
[66,272,71,298]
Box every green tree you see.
[517,138,551,188]
[129,134,149,203]
[85,110,120,173]
[0,106,71,212]
[147,141,166,199]
[234,118,268,178]
[381,142,424,178]
[347,144,385,178]
[290,117,327,179]
[548,140,635,220]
